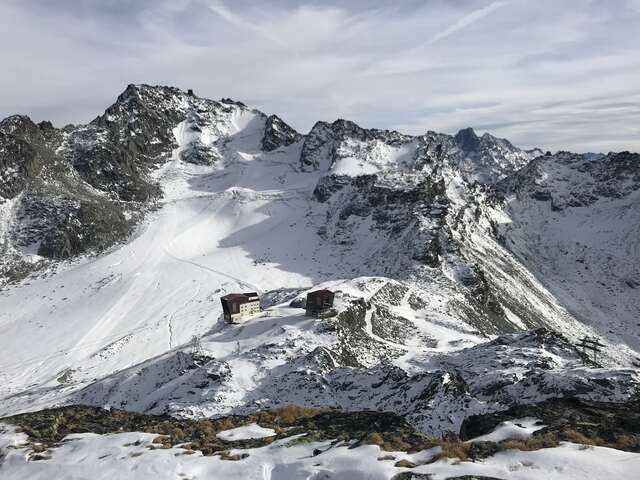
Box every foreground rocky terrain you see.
[0,84,638,478]
[1,398,639,479]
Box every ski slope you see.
[0,112,333,414]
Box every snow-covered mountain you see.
[495,151,640,351]
[1,84,639,454]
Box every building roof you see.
[307,289,334,297]
[221,292,259,302]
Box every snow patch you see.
[216,423,276,441]
[468,418,545,443]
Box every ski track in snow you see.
[164,245,263,294]
[166,284,202,350]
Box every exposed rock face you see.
[0,86,188,280]
[453,127,542,184]
[307,142,562,333]
[459,397,640,452]
[36,199,131,259]
[497,150,640,209]
[300,119,413,171]
[261,114,302,151]
[300,121,540,183]
[300,121,335,170]
[0,115,56,199]
[455,127,482,152]
[0,114,141,275]
[493,150,640,350]
[92,84,186,166]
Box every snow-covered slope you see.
[2,423,639,480]
[3,421,639,480]
[495,151,640,351]
[67,308,636,437]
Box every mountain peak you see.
[454,127,480,151]
[262,114,302,152]
[0,114,37,134]
[120,83,182,97]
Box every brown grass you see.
[499,432,558,451]
[610,434,638,451]
[171,428,185,443]
[214,417,234,431]
[436,441,470,461]
[561,429,597,446]
[218,450,249,461]
[364,432,385,447]
[15,403,638,463]
[394,459,417,468]
[152,435,170,445]
[268,405,325,425]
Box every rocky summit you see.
[0,84,639,479]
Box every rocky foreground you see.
[1,397,638,479]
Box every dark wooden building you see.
[221,292,260,323]
[305,289,335,317]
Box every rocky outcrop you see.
[0,115,58,199]
[455,127,482,152]
[453,127,542,184]
[300,119,413,171]
[66,291,638,436]
[261,114,301,151]
[459,397,640,452]
[0,113,143,273]
[0,86,188,280]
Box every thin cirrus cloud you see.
[0,0,638,153]
[426,0,511,45]
[206,0,289,48]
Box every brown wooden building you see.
[305,289,335,317]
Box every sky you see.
[1,0,639,152]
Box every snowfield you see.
[216,423,276,441]
[467,418,545,443]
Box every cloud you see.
[0,0,638,153]
[427,1,511,45]
[206,1,288,48]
